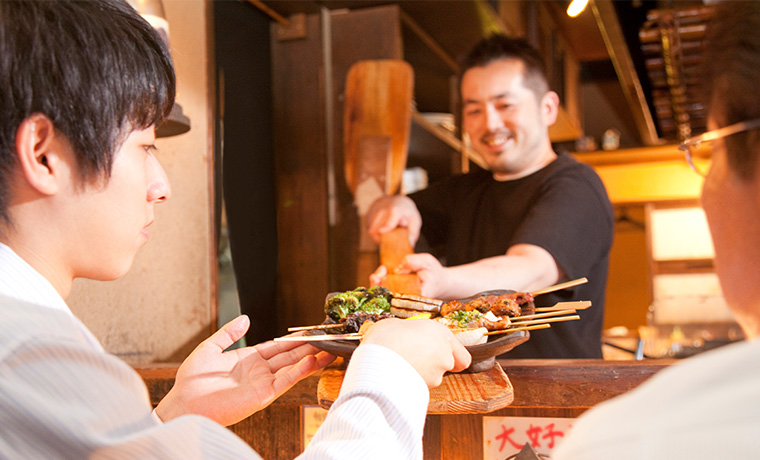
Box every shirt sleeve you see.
[299,344,430,460]
[0,329,261,460]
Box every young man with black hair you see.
[0,1,470,458]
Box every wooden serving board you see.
[317,359,514,414]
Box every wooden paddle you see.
[343,60,419,294]
[344,60,412,197]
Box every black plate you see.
[308,290,530,372]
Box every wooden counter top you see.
[136,359,675,459]
[497,359,674,409]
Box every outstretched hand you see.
[155,315,335,426]
[370,252,450,299]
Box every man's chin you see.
[78,257,137,282]
[481,156,512,175]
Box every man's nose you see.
[485,104,504,131]
[148,158,171,203]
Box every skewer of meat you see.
[438,277,589,319]
[439,291,533,318]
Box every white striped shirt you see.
[0,243,429,459]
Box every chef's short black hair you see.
[459,34,550,99]
[0,0,176,225]
[704,1,760,180]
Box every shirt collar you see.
[0,242,72,315]
[0,242,104,351]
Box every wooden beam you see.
[399,9,459,73]
[592,0,661,146]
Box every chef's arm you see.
[399,244,562,300]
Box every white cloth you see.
[553,338,760,459]
[0,243,430,459]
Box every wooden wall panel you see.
[271,5,404,332]
[271,14,330,333]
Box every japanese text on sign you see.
[483,416,575,460]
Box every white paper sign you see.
[301,405,328,450]
[483,416,575,459]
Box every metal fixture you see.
[127,0,191,138]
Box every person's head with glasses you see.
[552,5,760,458]
[685,2,760,181]
[698,0,760,340]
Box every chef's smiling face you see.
[461,59,559,180]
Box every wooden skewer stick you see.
[287,311,432,333]
[511,309,577,322]
[285,299,589,334]
[279,323,554,341]
[485,324,551,335]
[508,315,580,328]
[531,277,588,296]
[274,333,362,342]
[287,323,344,332]
[535,300,591,312]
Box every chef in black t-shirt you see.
[367,35,614,359]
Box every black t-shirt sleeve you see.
[510,164,614,280]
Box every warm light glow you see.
[650,207,715,261]
[591,161,703,205]
[567,0,589,18]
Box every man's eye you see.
[465,109,481,117]
[144,145,158,154]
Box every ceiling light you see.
[567,0,589,18]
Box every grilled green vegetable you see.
[361,297,391,315]
[324,286,393,320]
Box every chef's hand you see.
[369,264,389,288]
[373,252,449,299]
[361,318,471,388]
[366,195,422,245]
[155,315,335,426]
[369,253,448,298]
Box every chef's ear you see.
[540,90,560,127]
[14,114,61,195]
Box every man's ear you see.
[15,114,61,195]
[541,90,560,127]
